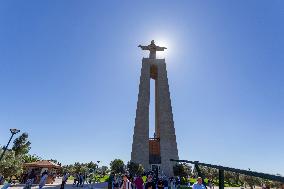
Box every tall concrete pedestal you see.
[131,54,179,177]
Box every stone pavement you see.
[0,178,108,189]
[0,178,256,189]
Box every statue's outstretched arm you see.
[156,46,167,51]
[138,45,149,50]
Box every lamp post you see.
[96,161,103,183]
[0,128,20,162]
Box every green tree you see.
[0,149,23,178]
[49,159,58,164]
[127,161,144,176]
[198,165,218,180]
[100,166,110,175]
[224,171,241,186]
[240,174,261,189]
[224,171,235,185]
[87,161,98,172]
[173,163,192,178]
[110,159,125,174]
[12,133,31,156]
[73,162,88,173]
[23,154,42,163]
[62,164,75,174]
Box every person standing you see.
[130,177,135,189]
[208,179,212,189]
[76,173,81,187]
[157,178,164,189]
[76,173,80,186]
[163,178,168,189]
[208,179,214,189]
[81,173,85,187]
[134,175,144,189]
[169,177,174,189]
[109,172,115,189]
[60,173,69,189]
[192,177,206,189]
[120,175,132,189]
[113,176,120,189]
[1,178,13,189]
[175,177,180,189]
[0,175,4,185]
[73,173,78,186]
[78,173,83,187]
[39,171,48,189]
[145,175,156,189]
[24,170,36,189]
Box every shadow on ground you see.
[3,182,108,189]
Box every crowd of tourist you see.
[110,174,205,189]
[1,171,284,189]
[72,173,87,188]
[0,170,49,189]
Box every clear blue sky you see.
[0,1,283,175]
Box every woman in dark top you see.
[157,178,164,189]
[113,176,120,189]
[145,175,156,189]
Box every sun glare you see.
[155,38,172,59]
[142,29,179,61]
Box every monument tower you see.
[131,40,179,177]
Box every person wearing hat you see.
[192,177,206,189]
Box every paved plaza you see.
[0,177,260,189]
[0,178,259,189]
[0,178,108,189]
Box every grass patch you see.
[180,186,192,189]
[93,175,109,182]
[68,175,109,183]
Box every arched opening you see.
[149,64,161,165]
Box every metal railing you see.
[170,159,284,189]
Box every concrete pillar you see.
[156,60,179,177]
[131,58,179,176]
[131,60,150,170]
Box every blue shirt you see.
[192,183,206,189]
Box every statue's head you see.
[151,40,155,45]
